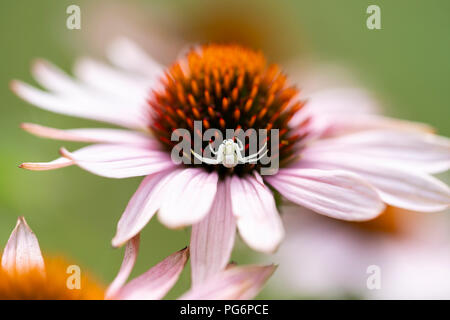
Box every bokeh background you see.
[0,0,449,299]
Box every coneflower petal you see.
[19,157,74,171]
[180,264,276,300]
[106,37,164,78]
[74,57,154,104]
[21,123,154,146]
[32,57,152,108]
[190,178,236,287]
[11,76,148,130]
[300,154,450,212]
[266,168,385,221]
[1,217,45,276]
[112,170,178,247]
[59,144,174,179]
[316,114,435,137]
[105,235,140,299]
[114,247,189,300]
[230,174,284,253]
[305,130,450,174]
[158,169,218,228]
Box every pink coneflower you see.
[13,40,450,286]
[0,217,274,300]
[268,206,450,299]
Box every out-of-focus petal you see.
[158,169,218,228]
[180,264,276,300]
[107,37,164,79]
[317,114,435,137]
[290,88,379,128]
[112,170,177,247]
[115,247,189,300]
[21,123,155,146]
[306,130,450,173]
[301,153,450,212]
[191,178,236,287]
[230,174,284,253]
[1,217,45,275]
[12,80,147,130]
[105,235,140,299]
[266,168,385,221]
[60,144,174,178]
[12,59,150,130]
[74,58,153,105]
[307,88,379,115]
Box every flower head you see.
[13,39,450,286]
[151,44,302,175]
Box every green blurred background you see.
[0,0,449,298]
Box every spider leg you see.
[235,138,244,151]
[244,142,268,161]
[235,148,247,164]
[241,149,268,163]
[250,149,268,162]
[208,143,218,156]
[190,149,220,165]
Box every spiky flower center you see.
[149,44,304,176]
[0,257,104,300]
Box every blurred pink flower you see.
[1,217,275,300]
[268,206,450,299]
[12,39,449,286]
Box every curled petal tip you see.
[31,58,45,72]
[20,122,35,131]
[9,80,20,93]
[111,236,125,248]
[59,147,71,158]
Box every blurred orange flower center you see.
[0,256,104,300]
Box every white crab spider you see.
[191,138,268,168]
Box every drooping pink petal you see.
[1,217,45,275]
[317,114,434,137]
[158,169,218,228]
[12,59,149,130]
[19,157,74,171]
[31,58,84,95]
[105,235,140,300]
[290,87,379,129]
[112,170,178,247]
[59,144,174,179]
[289,88,434,139]
[300,153,450,212]
[32,58,151,112]
[114,247,189,300]
[107,38,164,79]
[180,264,276,300]
[308,88,379,114]
[21,123,155,146]
[230,174,284,253]
[191,178,236,287]
[74,58,153,105]
[266,168,385,221]
[306,130,450,173]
